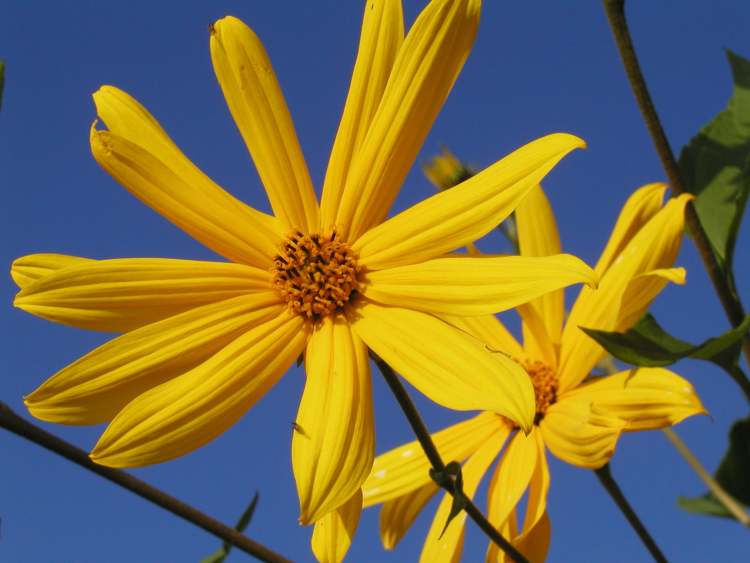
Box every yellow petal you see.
[363,254,596,316]
[519,432,550,537]
[439,313,524,360]
[363,412,504,506]
[11,254,94,289]
[420,436,505,563]
[539,396,625,469]
[14,258,272,332]
[336,0,480,240]
[595,183,668,276]
[564,368,707,431]
[380,482,439,550]
[24,293,282,425]
[558,194,692,392]
[517,303,558,369]
[515,185,564,360]
[209,17,319,232]
[311,490,363,563]
[92,87,283,266]
[293,317,375,524]
[90,311,308,467]
[353,133,586,270]
[616,267,686,330]
[352,301,535,431]
[504,513,551,563]
[320,0,404,229]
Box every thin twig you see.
[662,427,750,526]
[0,402,290,563]
[595,463,668,562]
[370,353,529,563]
[602,0,750,402]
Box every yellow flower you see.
[11,0,593,539]
[362,183,707,562]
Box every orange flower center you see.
[522,359,558,423]
[271,230,362,321]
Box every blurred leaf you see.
[679,417,750,520]
[678,50,750,295]
[581,313,750,377]
[200,492,259,563]
[430,461,467,539]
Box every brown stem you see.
[0,402,290,563]
[370,353,529,563]
[602,0,750,402]
[595,463,668,562]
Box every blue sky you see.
[1,1,749,561]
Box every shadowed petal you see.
[380,482,439,550]
[311,490,363,563]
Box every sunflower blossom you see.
[12,0,594,537]
[362,183,707,562]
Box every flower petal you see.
[616,267,686,330]
[439,314,524,360]
[363,254,595,316]
[595,183,668,276]
[91,87,283,266]
[363,412,504,506]
[539,396,625,469]
[320,0,404,229]
[13,258,273,332]
[353,133,586,270]
[564,368,706,431]
[352,301,535,431]
[24,293,282,425]
[517,303,558,369]
[420,436,505,563]
[209,17,319,232]
[336,0,480,240]
[558,194,691,392]
[311,490,362,563]
[380,482,439,550]
[90,311,308,467]
[515,185,564,360]
[293,317,375,524]
[11,254,94,289]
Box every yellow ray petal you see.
[353,134,586,270]
[293,317,375,524]
[311,490,362,563]
[539,396,625,469]
[503,513,551,563]
[517,303,558,369]
[519,431,550,537]
[209,17,319,232]
[11,254,94,289]
[564,368,707,431]
[363,412,504,506]
[439,314,524,360]
[558,194,692,392]
[420,436,505,563]
[595,183,668,276]
[336,0,480,240]
[380,482,439,550]
[90,311,308,467]
[352,301,535,431]
[616,267,687,330]
[363,254,595,316]
[320,0,404,229]
[91,87,283,266]
[24,293,282,425]
[13,258,273,332]
[515,185,564,363]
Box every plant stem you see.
[370,353,529,563]
[602,0,750,402]
[594,463,668,562]
[662,427,750,526]
[0,402,290,563]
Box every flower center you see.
[522,359,558,423]
[271,229,362,321]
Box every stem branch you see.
[371,354,529,563]
[0,402,289,563]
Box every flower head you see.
[12,0,593,548]
[362,183,706,562]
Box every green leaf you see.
[678,50,750,292]
[678,493,734,519]
[581,313,750,377]
[200,492,259,563]
[430,461,467,539]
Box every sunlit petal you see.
[11,254,94,289]
[380,482,439,550]
[311,490,362,563]
[439,313,524,360]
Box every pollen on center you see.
[271,229,362,321]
